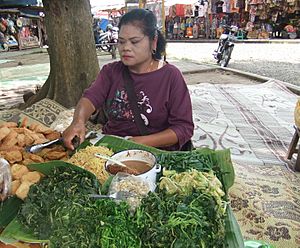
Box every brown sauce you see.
[107,160,152,175]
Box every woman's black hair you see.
[118,8,166,60]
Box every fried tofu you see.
[15,181,32,200]
[11,164,29,180]
[11,180,21,195]
[21,171,41,184]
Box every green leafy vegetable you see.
[135,170,226,247]
[136,190,225,248]
[17,166,140,248]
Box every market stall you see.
[0,1,44,52]
[163,0,299,40]
[0,114,244,247]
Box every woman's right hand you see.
[62,122,86,150]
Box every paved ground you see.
[1,42,299,85]
[1,43,299,110]
[166,42,300,86]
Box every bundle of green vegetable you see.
[18,166,140,248]
[135,169,226,248]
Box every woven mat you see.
[189,80,300,247]
[190,80,296,166]
[0,98,99,131]
[1,81,300,247]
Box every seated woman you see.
[63,8,194,151]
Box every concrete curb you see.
[182,62,300,95]
[218,66,300,95]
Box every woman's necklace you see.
[146,59,154,73]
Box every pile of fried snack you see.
[0,119,68,200]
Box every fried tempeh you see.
[17,133,26,147]
[34,124,53,135]
[5,150,23,164]
[0,126,11,142]
[0,145,23,152]
[0,122,17,128]
[28,153,44,163]
[45,151,67,160]
[2,130,18,146]
[45,131,61,141]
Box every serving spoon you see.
[94,153,138,175]
[94,153,128,168]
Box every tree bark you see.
[20,0,99,109]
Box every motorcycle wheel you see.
[100,44,110,52]
[219,46,233,67]
[97,38,110,52]
[1,43,9,52]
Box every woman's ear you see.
[151,35,158,53]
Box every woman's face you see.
[118,23,153,68]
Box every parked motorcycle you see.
[96,25,119,52]
[213,25,237,67]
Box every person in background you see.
[93,18,101,44]
[63,8,194,151]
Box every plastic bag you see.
[108,173,153,211]
[0,158,11,201]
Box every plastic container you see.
[108,173,153,211]
[0,158,11,201]
[244,240,275,248]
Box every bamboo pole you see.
[161,0,165,34]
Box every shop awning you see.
[0,0,39,8]
[164,0,199,6]
[90,0,125,12]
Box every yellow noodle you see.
[68,146,113,184]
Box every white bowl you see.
[105,149,161,191]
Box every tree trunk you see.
[21,0,99,109]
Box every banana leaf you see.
[95,135,166,154]
[0,197,23,229]
[0,218,47,245]
[209,148,235,195]
[224,206,245,248]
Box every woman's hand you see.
[129,129,178,148]
[62,122,86,150]
[62,97,96,150]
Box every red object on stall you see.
[186,27,193,37]
[176,4,185,17]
